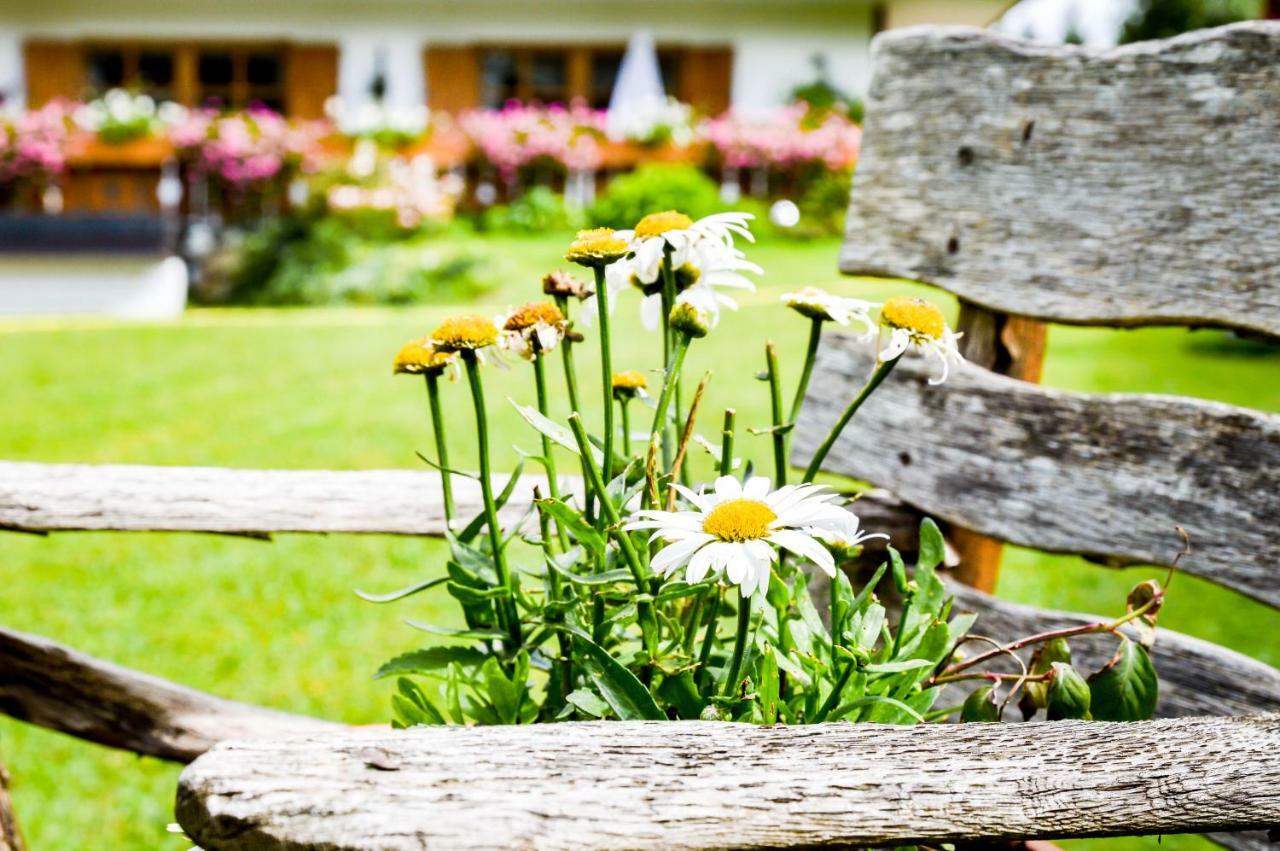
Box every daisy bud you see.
[669,301,710,339]
[611,370,648,401]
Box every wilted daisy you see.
[392,338,458,377]
[542,270,593,301]
[611,370,649,401]
[624,476,884,598]
[564,227,629,268]
[430,314,500,363]
[782,287,877,337]
[619,210,755,282]
[878,296,964,385]
[496,301,567,360]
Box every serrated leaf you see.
[374,647,486,679]
[1088,638,1158,721]
[557,625,663,720]
[404,621,507,641]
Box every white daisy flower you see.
[495,302,567,360]
[781,287,878,337]
[878,296,965,385]
[624,476,886,598]
[618,210,755,281]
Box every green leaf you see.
[393,677,446,726]
[482,653,527,725]
[961,684,1001,722]
[756,642,780,724]
[446,582,511,606]
[557,625,663,720]
[918,517,946,571]
[656,671,704,720]
[537,498,607,559]
[565,688,611,719]
[652,580,717,603]
[510,400,602,465]
[850,561,888,615]
[404,621,507,641]
[863,658,934,674]
[458,460,525,543]
[829,694,926,724]
[374,647,486,679]
[355,576,448,604]
[1088,638,1158,721]
[1047,662,1092,721]
[888,546,908,595]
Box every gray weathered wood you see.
[0,626,340,763]
[175,716,1280,850]
[792,339,1280,608]
[841,22,1280,338]
[0,462,547,536]
[946,582,1280,719]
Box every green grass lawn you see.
[2,231,1277,850]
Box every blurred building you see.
[1,0,1013,115]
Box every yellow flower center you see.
[393,339,456,375]
[431,314,499,351]
[611,370,648,391]
[881,296,946,340]
[504,301,564,331]
[703,499,777,542]
[634,210,693,238]
[564,228,629,266]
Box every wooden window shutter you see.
[425,46,480,113]
[285,44,338,119]
[23,40,83,106]
[677,47,733,115]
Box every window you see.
[79,43,287,111]
[478,45,683,109]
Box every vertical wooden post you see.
[0,759,25,851]
[948,301,1048,591]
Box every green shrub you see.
[479,186,582,234]
[588,164,725,229]
[221,214,491,306]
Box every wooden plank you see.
[946,582,1280,718]
[0,462,548,536]
[0,626,340,764]
[840,23,1280,339]
[791,339,1280,608]
[175,715,1280,850]
[946,302,1049,590]
[0,760,22,851]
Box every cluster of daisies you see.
[391,209,964,601]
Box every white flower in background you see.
[878,296,964,385]
[495,302,568,360]
[624,476,885,598]
[606,96,694,146]
[781,287,878,338]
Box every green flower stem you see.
[719,408,736,476]
[647,334,690,460]
[814,657,859,722]
[695,586,721,691]
[462,352,521,650]
[659,250,678,468]
[532,354,569,551]
[801,355,902,484]
[619,396,632,458]
[593,266,616,485]
[567,412,659,659]
[786,317,824,452]
[721,593,754,699]
[534,491,572,709]
[764,340,787,486]
[554,295,582,415]
[890,589,915,659]
[423,372,454,525]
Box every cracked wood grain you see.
[175,716,1280,850]
[792,337,1280,608]
[0,626,340,763]
[840,22,1280,339]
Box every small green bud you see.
[1046,662,1092,720]
[961,683,1001,722]
[669,301,710,338]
